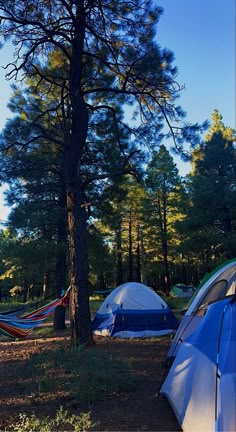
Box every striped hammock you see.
[0,288,70,338]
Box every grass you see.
[0,300,28,313]
[19,344,137,406]
[33,325,58,338]
[0,297,102,315]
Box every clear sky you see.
[0,0,235,224]
[156,0,235,127]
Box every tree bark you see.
[42,272,50,298]
[54,305,66,330]
[128,210,133,281]
[55,195,67,298]
[66,186,93,347]
[116,225,123,286]
[23,279,30,303]
[163,245,171,295]
[54,219,67,330]
[63,2,93,347]
[136,224,141,282]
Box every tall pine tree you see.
[182,110,236,269]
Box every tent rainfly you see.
[92,282,178,338]
[160,295,236,432]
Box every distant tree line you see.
[0,109,235,301]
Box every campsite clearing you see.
[0,333,180,431]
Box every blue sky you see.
[156,0,235,126]
[0,0,235,223]
[156,0,235,170]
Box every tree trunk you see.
[54,305,66,330]
[64,2,93,347]
[23,279,30,303]
[140,226,145,283]
[42,272,50,298]
[157,196,170,295]
[136,224,141,282]
[128,210,133,281]
[54,216,67,331]
[67,187,93,347]
[116,225,123,286]
[98,272,106,290]
[55,196,67,298]
[163,250,171,295]
[65,110,93,346]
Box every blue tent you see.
[166,259,236,361]
[161,295,236,431]
[92,282,178,338]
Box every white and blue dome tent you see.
[166,259,236,362]
[92,282,178,338]
[160,294,236,432]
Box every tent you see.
[170,283,195,298]
[92,282,178,338]
[160,295,236,432]
[166,259,236,361]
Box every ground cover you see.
[0,331,180,431]
[0,293,187,430]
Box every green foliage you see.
[0,229,54,299]
[164,295,190,311]
[0,300,26,313]
[11,406,95,432]
[144,145,187,291]
[180,110,236,265]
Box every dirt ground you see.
[0,333,181,431]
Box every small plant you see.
[11,406,95,432]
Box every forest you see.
[0,1,235,347]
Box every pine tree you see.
[182,110,236,267]
[0,81,68,299]
[145,145,186,293]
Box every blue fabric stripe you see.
[114,308,169,315]
[112,309,178,335]
[92,307,178,334]
[94,311,114,319]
